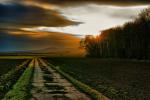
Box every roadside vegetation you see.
[3,60,34,100]
[46,61,109,100]
[47,58,150,100]
[0,59,29,99]
[82,7,150,59]
[0,59,25,76]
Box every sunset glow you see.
[21,4,149,36]
[0,0,149,52]
[0,1,149,100]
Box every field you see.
[0,56,149,100]
[0,58,26,76]
[46,58,150,100]
[0,57,30,99]
[1,57,101,100]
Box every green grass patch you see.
[3,60,34,100]
[0,60,29,99]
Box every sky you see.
[25,4,149,36]
[0,0,80,53]
[0,0,149,53]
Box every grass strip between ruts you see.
[0,60,29,99]
[45,60,109,100]
[2,59,34,100]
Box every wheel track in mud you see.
[30,58,91,100]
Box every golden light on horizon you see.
[9,31,51,38]
[0,0,148,54]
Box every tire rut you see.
[30,58,91,100]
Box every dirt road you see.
[30,58,91,100]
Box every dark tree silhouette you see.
[83,7,150,59]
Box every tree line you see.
[83,7,150,59]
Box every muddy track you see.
[30,58,91,100]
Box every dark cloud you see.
[0,2,81,53]
[0,3,75,27]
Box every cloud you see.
[0,1,81,53]
[0,1,148,54]
[0,3,75,28]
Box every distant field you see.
[46,58,150,100]
[0,59,25,76]
[0,56,34,59]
